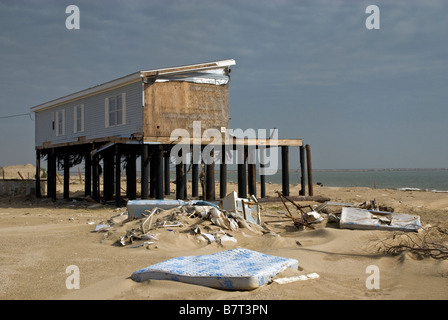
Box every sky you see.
[0,0,447,169]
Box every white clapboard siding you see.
[34,81,143,147]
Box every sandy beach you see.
[0,179,447,301]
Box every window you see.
[55,109,65,136]
[74,104,84,133]
[105,93,126,127]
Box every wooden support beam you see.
[63,153,70,200]
[192,163,199,198]
[247,147,256,198]
[248,163,256,198]
[237,147,247,198]
[205,150,215,201]
[299,145,305,196]
[115,148,121,207]
[282,146,289,196]
[259,147,266,198]
[35,149,41,198]
[306,144,313,196]
[141,144,149,199]
[84,151,92,197]
[103,151,114,201]
[219,146,227,199]
[47,149,56,200]
[155,147,164,199]
[176,159,186,200]
[126,151,136,200]
[149,147,156,198]
[164,151,170,196]
[183,164,187,199]
[92,154,99,201]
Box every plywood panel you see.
[143,82,229,138]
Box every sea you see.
[222,168,448,192]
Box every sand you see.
[0,179,447,301]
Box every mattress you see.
[131,248,299,290]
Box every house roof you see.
[30,59,235,113]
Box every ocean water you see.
[221,169,448,192]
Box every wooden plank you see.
[143,136,303,147]
[258,195,330,203]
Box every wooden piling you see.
[192,163,199,198]
[281,146,289,196]
[141,144,149,199]
[35,149,41,198]
[63,153,70,199]
[164,150,170,196]
[115,148,121,207]
[299,145,305,196]
[176,160,186,200]
[155,147,164,199]
[205,150,215,201]
[92,154,99,201]
[47,149,56,200]
[149,147,156,198]
[248,163,256,198]
[306,144,313,196]
[219,146,227,199]
[126,151,136,200]
[103,151,114,201]
[260,148,266,198]
[237,147,247,198]
[84,151,92,197]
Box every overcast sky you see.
[0,0,447,169]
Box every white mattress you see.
[131,248,299,290]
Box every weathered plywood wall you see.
[143,82,229,138]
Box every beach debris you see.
[131,248,299,290]
[127,199,219,218]
[275,191,316,229]
[339,207,421,232]
[110,212,129,225]
[304,211,324,223]
[95,199,247,248]
[314,201,355,213]
[373,225,448,259]
[193,227,237,246]
[94,224,110,232]
[222,191,262,225]
[273,272,320,284]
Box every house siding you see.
[35,81,143,147]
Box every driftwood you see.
[375,226,448,260]
[258,195,330,203]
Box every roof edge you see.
[30,71,142,113]
[30,59,236,113]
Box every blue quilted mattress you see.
[131,248,299,290]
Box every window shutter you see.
[62,109,65,136]
[105,98,109,128]
[81,104,84,132]
[55,111,59,136]
[73,106,77,133]
[121,93,126,125]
